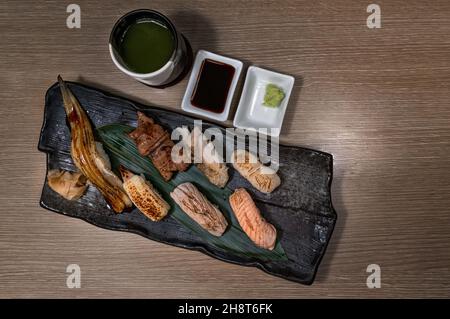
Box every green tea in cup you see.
[119,20,175,74]
[109,9,192,87]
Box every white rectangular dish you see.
[181,50,243,122]
[233,66,295,137]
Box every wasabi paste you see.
[263,84,285,108]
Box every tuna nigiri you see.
[229,188,277,250]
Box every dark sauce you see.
[191,59,235,113]
[68,110,79,124]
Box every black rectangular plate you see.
[38,82,337,285]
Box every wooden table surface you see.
[1,0,450,298]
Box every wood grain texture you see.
[1,0,450,298]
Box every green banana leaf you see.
[97,124,287,261]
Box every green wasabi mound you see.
[263,84,285,108]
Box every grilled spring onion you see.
[58,75,132,213]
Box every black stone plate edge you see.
[37,81,337,285]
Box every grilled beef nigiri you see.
[129,112,189,181]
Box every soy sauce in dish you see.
[191,59,235,114]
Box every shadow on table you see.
[314,167,348,283]
[280,75,303,137]
[171,10,218,53]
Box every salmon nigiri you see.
[229,188,277,250]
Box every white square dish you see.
[233,66,295,137]
[181,50,243,122]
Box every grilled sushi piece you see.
[229,188,277,250]
[129,112,189,181]
[58,75,132,213]
[47,169,87,200]
[196,162,229,188]
[191,127,229,188]
[232,149,281,194]
[173,126,229,188]
[119,167,170,222]
[170,182,228,236]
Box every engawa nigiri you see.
[232,149,280,194]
